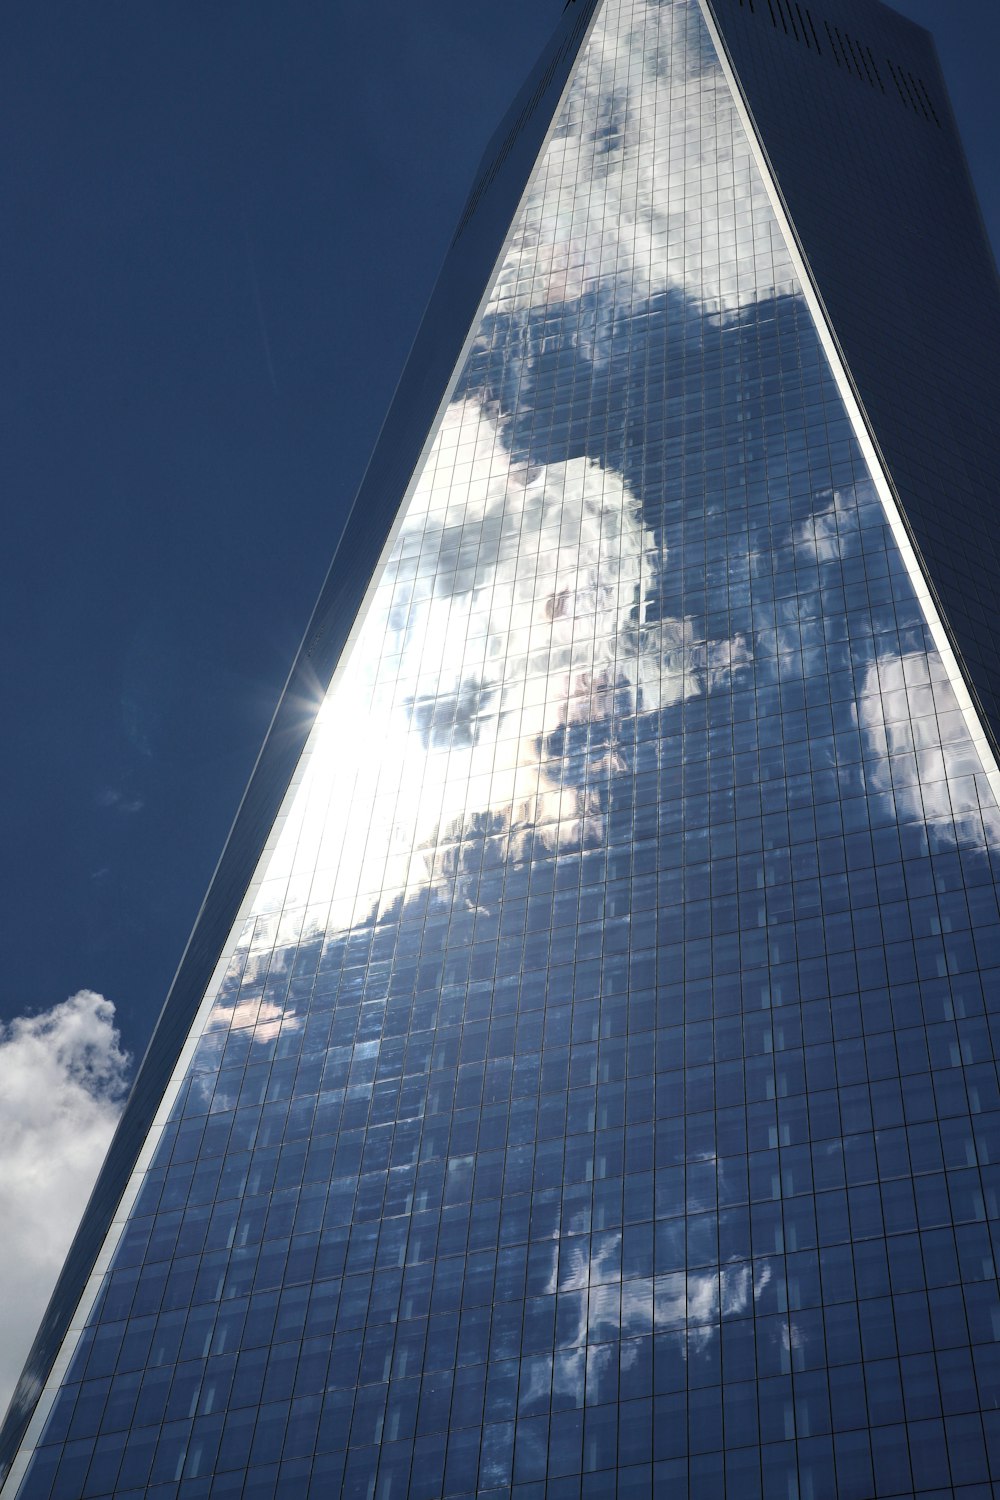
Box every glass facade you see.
[9,1,1000,1496]
[709,0,1000,749]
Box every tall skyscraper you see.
[5,0,1000,1494]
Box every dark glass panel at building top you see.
[11,0,1000,1496]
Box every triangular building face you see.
[7,2,1000,1496]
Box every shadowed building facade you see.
[5,0,1000,1495]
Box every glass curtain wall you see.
[15,0,1000,1496]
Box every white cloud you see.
[254,399,750,926]
[0,992,129,1420]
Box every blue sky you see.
[0,0,995,1067]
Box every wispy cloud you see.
[96,787,145,814]
[0,993,130,1419]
